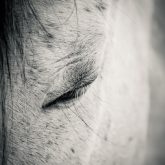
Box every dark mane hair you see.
[0,0,52,163]
[0,1,28,164]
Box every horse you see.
[0,0,164,164]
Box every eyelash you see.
[42,86,88,109]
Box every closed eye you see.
[42,85,89,109]
[42,64,98,110]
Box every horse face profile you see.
[0,0,158,165]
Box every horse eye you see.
[42,70,98,110]
[42,85,89,109]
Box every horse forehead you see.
[24,0,111,84]
[33,0,111,19]
[34,0,110,8]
